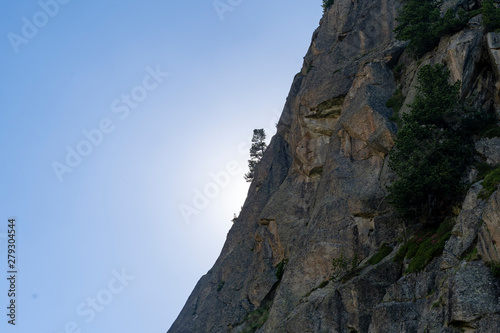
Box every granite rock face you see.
[168,1,500,332]
[476,137,500,165]
[479,191,500,263]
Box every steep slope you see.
[169,1,500,332]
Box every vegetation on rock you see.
[395,219,454,273]
[388,64,487,221]
[481,125,500,139]
[483,0,500,32]
[331,253,360,282]
[396,0,500,53]
[395,0,470,58]
[322,0,334,13]
[393,64,406,82]
[244,129,267,182]
[241,300,272,333]
[275,259,288,280]
[304,279,330,299]
[487,261,500,278]
[463,246,479,262]
[386,89,405,128]
[475,161,496,180]
[386,89,405,115]
[479,166,500,199]
[368,243,393,265]
[170,1,500,331]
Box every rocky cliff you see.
[168,1,500,332]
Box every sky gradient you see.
[1,1,322,331]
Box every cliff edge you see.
[169,1,500,332]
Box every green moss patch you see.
[479,166,500,200]
[241,300,272,333]
[275,259,288,281]
[481,125,500,139]
[395,219,454,273]
[386,89,405,115]
[331,253,360,282]
[368,243,393,265]
[487,262,500,278]
[475,162,495,181]
[304,279,331,299]
[463,246,479,262]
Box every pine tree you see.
[395,0,469,59]
[244,129,267,182]
[483,0,500,32]
[322,0,334,13]
[388,64,475,221]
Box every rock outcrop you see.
[168,1,500,332]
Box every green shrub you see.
[463,247,479,261]
[331,253,360,282]
[388,64,487,221]
[322,0,334,13]
[483,0,500,32]
[304,280,330,298]
[395,0,440,58]
[386,89,405,114]
[395,1,470,58]
[241,300,272,333]
[275,259,288,280]
[479,166,500,199]
[487,261,500,278]
[217,281,225,292]
[368,243,393,265]
[318,280,329,288]
[439,8,470,36]
[475,162,495,181]
[395,242,407,263]
[393,64,406,81]
[482,125,500,139]
[331,253,350,281]
[395,219,454,273]
[387,89,405,129]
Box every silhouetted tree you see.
[322,0,334,13]
[244,129,267,182]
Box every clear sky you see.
[0,1,322,332]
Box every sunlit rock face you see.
[168,1,500,332]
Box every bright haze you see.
[0,0,321,332]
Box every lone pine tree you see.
[244,129,267,182]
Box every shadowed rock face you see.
[168,1,500,332]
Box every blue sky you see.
[0,1,322,331]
